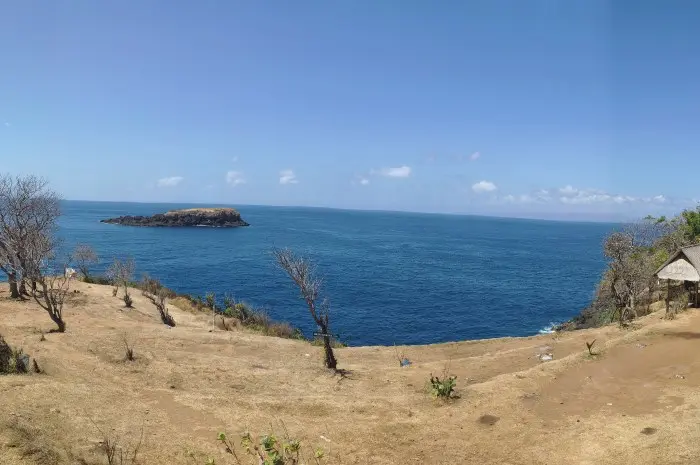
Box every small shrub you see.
[265,322,302,339]
[123,293,133,308]
[122,336,135,362]
[311,336,347,348]
[430,366,457,400]
[141,275,176,327]
[84,275,113,285]
[112,286,118,297]
[11,348,28,374]
[0,335,12,373]
[585,339,597,356]
[92,423,143,465]
[215,429,326,465]
[0,335,33,375]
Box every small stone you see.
[607,403,613,406]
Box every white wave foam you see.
[538,322,560,334]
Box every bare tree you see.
[71,243,98,281]
[0,174,61,298]
[21,230,71,332]
[273,248,337,370]
[108,258,135,307]
[603,230,656,324]
[141,275,176,326]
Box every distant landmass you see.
[101,207,250,228]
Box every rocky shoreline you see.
[101,207,250,228]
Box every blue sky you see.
[1,1,698,221]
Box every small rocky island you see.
[101,207,250,228]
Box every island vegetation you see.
[101,207,250,228]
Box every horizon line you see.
[63,198,630,225]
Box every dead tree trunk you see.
[319,324,337,370]
[8,272,19,298]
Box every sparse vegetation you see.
[141,275,176,326]
[585,339,597,356]
[108,258,135,308]
[72,243,99,281]
[92,421,143,465]
[29,268,72,332]
[274,248,338,370]
[214,428,326,465]
[0,334,34,375]
[430,366,458,400]
[122,335,135,362]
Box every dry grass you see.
[2,281,700,464]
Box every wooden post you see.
[696,281,699,307]
[666,280,670,314]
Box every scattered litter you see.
[304,354,310,357]
[319,435,331,443]
[607,403,613,406]
[538,353,554,362]
[636,343,647,349]
[400,358,411,367]
[675,374,686,379]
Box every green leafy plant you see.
[430,366,457,399]
[215,428,326,465]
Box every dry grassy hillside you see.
[1,281,700,464]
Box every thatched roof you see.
[655,244,700,282]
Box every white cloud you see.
[373,165,412,178]
[3,122,9,127]
[360,178,370,185]
[470,151,480,161]
[225,170,245,186]
[559,185,578,195]
[472,180,497,193]
[500,184,671,208]
[279,169,298,185]
[157,176,184,187]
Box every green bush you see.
[83,275,113,285]
[430,370,457,399]
[213,430,326,465]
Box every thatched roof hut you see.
[655,245,700,282]
[655,244,700,310]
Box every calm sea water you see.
[57,201,613,346]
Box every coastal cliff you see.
[101,207,250,228]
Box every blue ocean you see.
[58,201,614,346]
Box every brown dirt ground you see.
[1,281,700,464]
